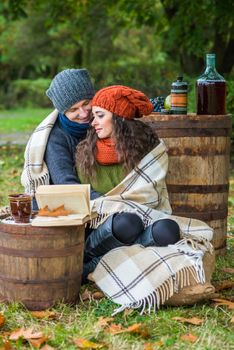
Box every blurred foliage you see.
[0,0,233,118]
[5,79,52,108]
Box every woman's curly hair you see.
[76,115,160,180]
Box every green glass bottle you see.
[196,54,226,115]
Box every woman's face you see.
[91,106,113,139]
[65,99,92,124]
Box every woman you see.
[21,68,101,210]
[76,85,182,281]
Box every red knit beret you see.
[91,85,153,119]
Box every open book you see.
[32,184,96,226]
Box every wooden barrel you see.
[143,113,232,255]
[0,223,85,310]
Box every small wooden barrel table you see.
[0,222,85,310]
[143,113,232,255]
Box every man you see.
[21,68,101,209]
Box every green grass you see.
[0,108,51,133]
[0,249,233,350]
[0,109,233,349]
[0,145,24,205]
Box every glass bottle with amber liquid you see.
[196,53,226,115]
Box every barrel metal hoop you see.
[172,208,228,221]
[0,243,83,258]
[0,273,81,284]
[167,148,230,156]
[143,113,232,128]
[156,129,231,137]
[167,184,229,193]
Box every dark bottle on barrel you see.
[196,54,226,115]
[171,76,188,114]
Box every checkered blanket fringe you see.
[21,110,58,195]
[92,243,206,316]
[112,265,202,315]
[178,235,213,254]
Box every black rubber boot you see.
[112,212,144,244]
[84,214,123,263]
[135,219,180,247]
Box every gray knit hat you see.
[46,68,95,113]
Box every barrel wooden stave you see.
[143,113,231,255]
[0,223,85,310]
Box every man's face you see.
[65,100,92,124]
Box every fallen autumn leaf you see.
[172,316,204,325]
[221,267,234,274]
[213,280,234,292]
[40,345,55,350]
[106,323,149,337]
[29,336,49,349]
[212,298,234,310]
[180,333,198,343]
[9,328,44,341]
[92,291,104,300]
[0,340,12,350]
[0,314,5,327]
[30,311,57,319]
[80,289,92,301]
[73,338,105,349]
[96,316,114,328]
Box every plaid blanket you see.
[91,140,214,313]
[93,243,206,315]
[91,140,171,225]
[21,110,58,195]
[91,140,213,242]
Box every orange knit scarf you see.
[96,138,120,165]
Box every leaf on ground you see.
[80,288,92,301]
[230,316,234,323]
[30,311,57,319]
[212,298,234,310]
[96,317,114,328]
[221,267,234,274]
[1,332,11,338]
[106,323,149,337]
[214,280,234,292]
[0,314,5,327]
[73,338,105,349]
[29,336,49,349]
[92,291,104,300]
[80,289,104,301]
[106,323,123,334]
[9,328,44,341]
[0,340,12,350]
[144,340,163,349]
[180,333,198,343]
[172,316,204,325]
[125,323,149,337]
[40,345,55,350]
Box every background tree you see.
[0,0,233,111]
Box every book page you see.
[35,184,91,215]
